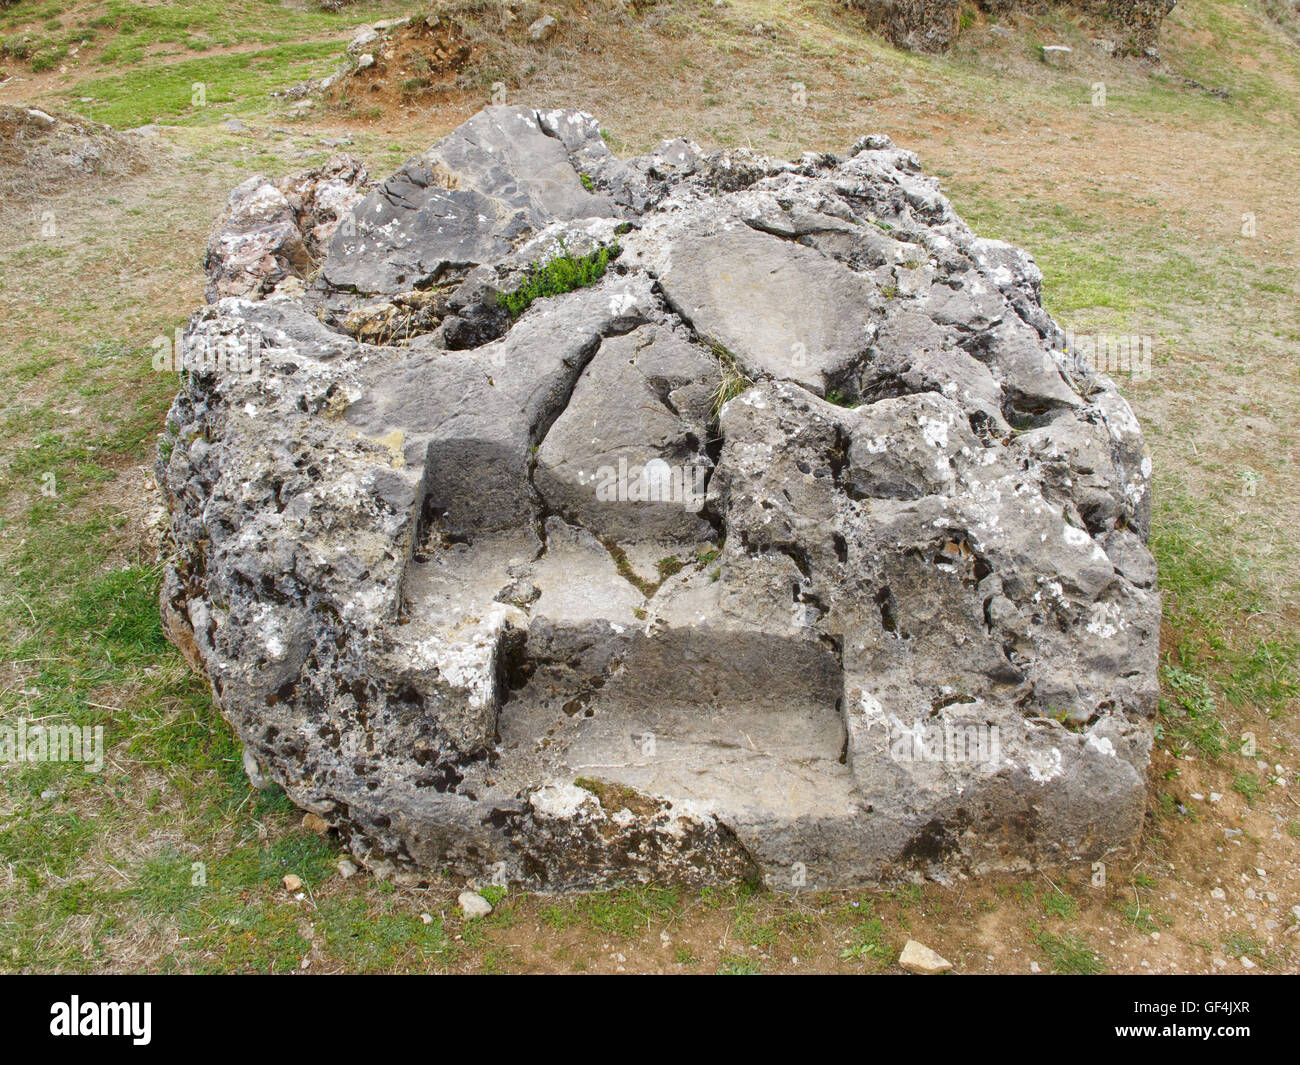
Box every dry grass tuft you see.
[0,106,147,209]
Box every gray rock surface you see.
[157,106,1159,891]
[839,0,1176,58]
[320,108,618,299]
[528,15,558,41]
[203,154,370,302]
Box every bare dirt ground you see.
[0,0,1296,974]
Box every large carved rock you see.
[157,107,1159,890]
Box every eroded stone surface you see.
[157,106,1159,891]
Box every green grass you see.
[1036,931,1106,975]
[734,905,819,949]
[125,832,328,973]
[0,0,399,59]
[315,896,453,973]
[66,42,344,127]
[0,0,411,125]
[1150,488,1298,761]
[539,884,682,938]
[656,555,684,580]
[837,899,892,964]
[1231,771,1264,804]
[498,244,620,320]
[1159,664,1229,758]
[0,157,297,971]
[1043,889,1079,922]
[945,187,1228,316]
[707,339,753,417]
[715,954,763,974]
[1165,0,1300,122]
[1119,901,1161,934]
[1222,931,1287,970]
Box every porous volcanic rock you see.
[156,107,1159,890]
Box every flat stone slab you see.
[658,225,877,395]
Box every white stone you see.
[529,15,558,41]
[899,939,952,974]
[458,890,493,919]
[348,26,380,55]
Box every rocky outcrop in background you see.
[839,0,1177,57]
[156,107,1159,891]
[0,105,146,209]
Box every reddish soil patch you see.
[325,16,475,118]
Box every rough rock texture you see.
[202,154,371,302]
[840,0,961,53]
[1104,0,1178,56]
[839,0,1177,58]
[157,107,1159,891]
